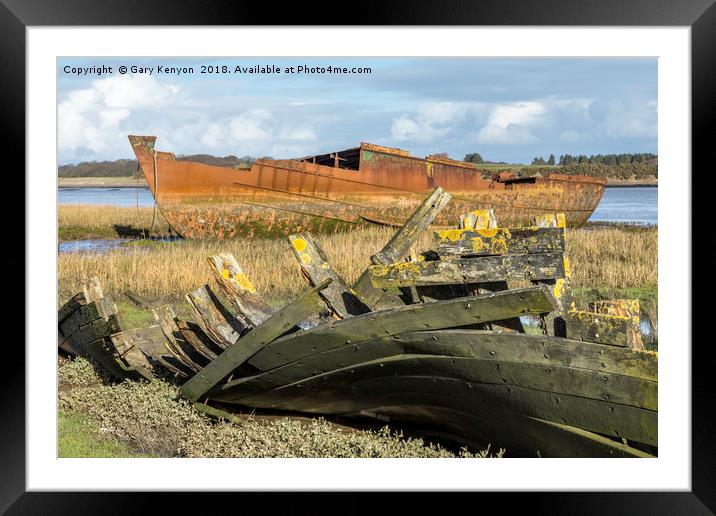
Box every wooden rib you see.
[186,284,245,348]
[248,285,557,371]
[175,318,221,360]
[180,278,333,402]
[207,253,274,326]
[287,232,370,318]
[352,187,452,308]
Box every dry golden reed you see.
[59,204,170,233]
[58,217,656,304]
[566,227,657,290]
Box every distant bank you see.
[59,177,148,188]
[59,176,657,189]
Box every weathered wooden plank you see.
[526,211,572,337]
[120,325,172,368]
[531,213,567,228]
[371,404,652,458]
[186,284,245,348]
[180,278,333,401]
[207,253,274,326]
[58,292,87,324]
[288,232,370,318]
[67,315,123,352]
[152,305,180,345]
[459,208,497,231]
[60,297,117,338]
[175,319,221,360]
[565,310,638,348]
[161,325,207,373]
[369,252,565,288]
[248,285,557,371]
[587,299,644,350]
[373,187,452,266]
[109,329,160,381]
[450,210,525,331]
[353,187,452,307]
[219,351,656,410]
[85,340,151,382]
[220,329,657,404]
[236,362,657,446]
[82,276,104,302]
[434,227,565,257]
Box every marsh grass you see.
[58,221,657,307]
[59,204,171,240]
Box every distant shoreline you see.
[59,177,148,189]
[59,176,657,189]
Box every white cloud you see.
[229,109,274,140]
[390,116,423,140]
[475,124,540,145]
[474,101,545,144]
[58,75,182,158]
[200,123,228,148]
[279,126,317,141]
[94,74,180,109]
[390,101,469,142]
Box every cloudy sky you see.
[57,57,657,165]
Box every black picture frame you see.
[7,1,709,513]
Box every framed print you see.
[9,0,711,512]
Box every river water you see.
[58,185,658,225]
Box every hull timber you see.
[129,135,606,239]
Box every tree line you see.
[58,154,257,177]
[519,161,658,180]
[533,153,657,166]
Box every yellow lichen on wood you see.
[471,237,486,253]
[291,237,307,252]
[233,272,257,294]
[460,209,497,230]
[531,213,566,228]
[552,278,567,300]
[436,229,464,242]
[477,228,498,238]
[490,234,508,254]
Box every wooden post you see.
[288,232,370,318]
[586,299,644,350]
[186,284,245,348]
[459,208,497,231]
[564,310,641,349]
[207,253,275,327]
[180,278,333,401]
[353,187,452,307]
[528,213,571,336]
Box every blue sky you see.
[57,57,657,165]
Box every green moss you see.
[58,411,151,458]
[115,300,156,329]
[58,227,123,241]
[571,286,657,312]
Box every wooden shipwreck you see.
[58,188,656,458]
[128,135,606,239]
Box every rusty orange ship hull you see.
[129,135,606,239]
